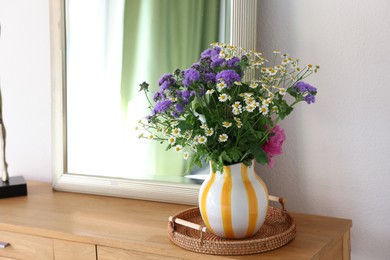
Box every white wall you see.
[0,0,51,182]
[1,0,390,258]
[255,1,390,259]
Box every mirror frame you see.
[50,0,258,205]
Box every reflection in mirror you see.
[65,0,229,183]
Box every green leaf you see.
[249,144,268,165]
[221,151,232,163]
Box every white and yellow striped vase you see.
[198,161,269,239]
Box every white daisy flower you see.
[171,128,181,136]
[193,136,199,144]
[222,121,232,128]
[246,104,256,112]
[232,108,241,115]
[206,89,215,95]
[219,134,228,142]
[217,81,227,92]
[171,121,179,127]
[262,98,272,106]
[234,81,242,86]
[168,136,176,145]
[183,152,189,160]
[249,82,258,89]
[205,128,214,136]
[170,97,177,102]
[198,136,207,144]
[260,106,269,115]
[174,145,182,152]
[279,88,287,95]
[200,123,208,129]
[218,94,230,102]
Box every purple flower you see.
[304,94,316,104]
[160,81,171,92]
[153,91,164,102]
[200,47,221,59]
[211,56,225,69]
[171,111,179,118]
[294,81,317,93]
[153,100,172,114]
[158,73,176,86]
[227,57,240,68]
[175,103,185,112]
[183,68,200,87]
[215,70,241,87]
[204,72,216,83]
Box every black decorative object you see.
[0,24,28,198]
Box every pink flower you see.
[262,125,286,167]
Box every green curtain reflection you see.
[121,0,220,178]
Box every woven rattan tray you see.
[168,199,296,255]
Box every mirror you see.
[50,0,258,204]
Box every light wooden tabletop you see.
[0,181,352,259]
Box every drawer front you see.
[0,230,53,260]
[53,239,96,260]
[97,246,173,260]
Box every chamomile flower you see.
[171,128,181,136]
[168,136,176,145]
[218,134,228,142]
[200,123,208,129]
[216,81,227,92]
[260,106,269,115]
[279,88,287,95]
[183,152,189,160]
[262,98,272,106]
[171,121,179,127]
[174,145,182,152]
[234,81,242,86]
[249,82,258,89]
[170,97,177,102]
[222,121,232,128]
[231,102,242,115]
[206,89,215,95]
[234,117,242,128]
[218,94,230,102]
[246,104,256,112]
[205,128,214,136]
[198,136,207,144]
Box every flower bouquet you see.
[138,43,318,173]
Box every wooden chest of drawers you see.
[0,181,351,259]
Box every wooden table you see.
[0,181,351,259]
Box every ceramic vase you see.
[198,161,269,239]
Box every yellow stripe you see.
[241,164,258,237]
[200,167,216,234]
[254,168,269,214]
[221,166,234,238]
